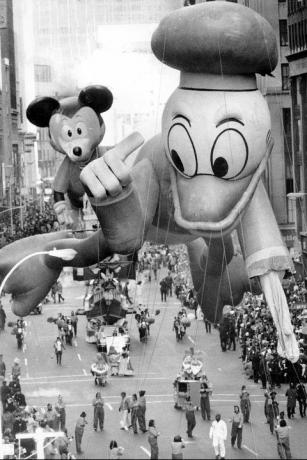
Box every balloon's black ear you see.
[78,85,113,114]
[26,97,60,127]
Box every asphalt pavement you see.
[1,272,307,459]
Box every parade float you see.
[0,1,299,363]
[173,348,210,409]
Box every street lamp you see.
[0,248,76,460]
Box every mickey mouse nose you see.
[73,146,82,157]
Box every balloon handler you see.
[0,1,299,363]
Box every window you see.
[279,20,288,46]
[281,64,290,91]
[34,64,51,83]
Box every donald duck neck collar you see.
[179,73,257,92]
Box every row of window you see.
[289,20,307,52]
[288,0,307,15]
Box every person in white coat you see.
[209,413,227,460]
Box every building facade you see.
[0,0,23,209]
[286,0,307,266]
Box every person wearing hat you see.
[75,411,87,455]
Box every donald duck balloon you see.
[0,1,299,362]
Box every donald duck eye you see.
[167,124,197,178]
[211,129,248,180]
[77,128,82,135]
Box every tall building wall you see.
[287,0,307,262]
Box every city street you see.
[1,274,307,459]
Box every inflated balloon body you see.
[26,85,113,226]
[0,1,299,362]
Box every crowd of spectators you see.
[0,355,74,459]
[234,280,307,389]
[0,201,59,246]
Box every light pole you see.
[0,248,76,460]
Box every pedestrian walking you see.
[55,394,66,431]
[71,311,78,337]
[275,420,292,459]
[44,403,60,430]
[0,354,6,383]
[54,337,65,365]
[204,318,211,333]
[185,397,196,438]
[11,358,21,380]
[51,283,57,303]
[296,382,307,417]
[93,391,104,431]
[240,385,251,423]
[230,406,243,449]
[209,414,227,460]
[57,281,65,303]
[75,411,87,455]
[200,375,211,421]
[171,435,185,459]
[0,304,6,331]
[285,382,296,419]
[137,390,147,432]
[160,279,168,302]
[148,419,159,459]
[129,393,139,434]
[267,391,279,434]
[119,392,130,431]
[1,381,10,408]
[109,440,124,459]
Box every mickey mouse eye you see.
[211,129,248,180]
[167,124,197,178]
[76,122,87,137]
[62,125,73,139]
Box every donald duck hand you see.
[80,132,144,203]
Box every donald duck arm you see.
[85,158,160,254]
[239,181,299,363]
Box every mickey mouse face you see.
[49,107,105,163]
[26,85,113,163]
